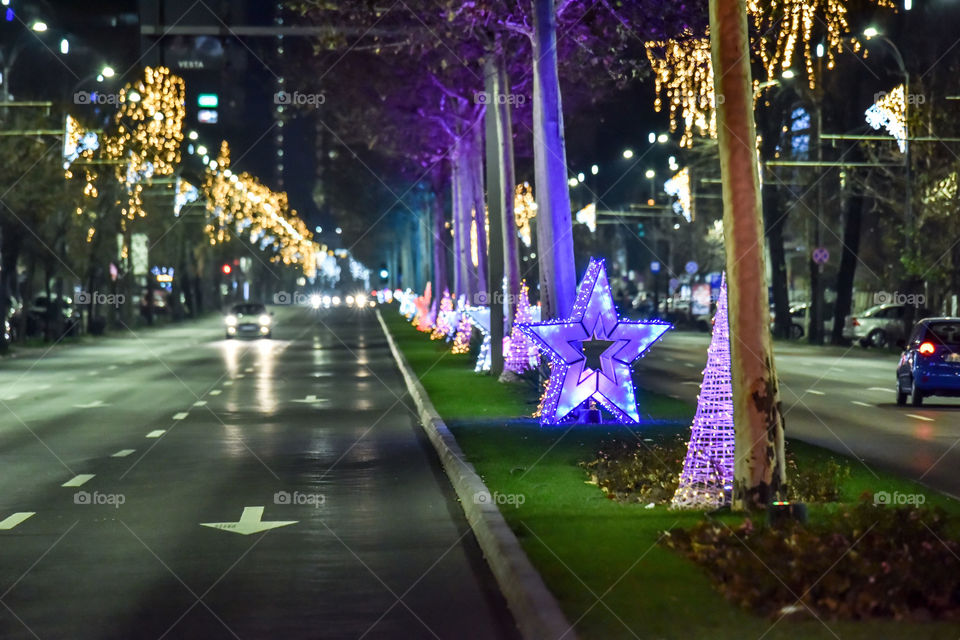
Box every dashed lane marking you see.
[0,513,35,530]
[146,430,166,438]
[62,474,94,487]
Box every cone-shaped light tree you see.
[710,0,786,510]
[672,274,735,510]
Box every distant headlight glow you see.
[259,314,271,325]
[225,315,238,326]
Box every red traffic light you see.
[222,264,232,275]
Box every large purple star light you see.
[518,258,672,424]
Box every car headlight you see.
[225,315,238,326]
[355,294,367,306]
[332,296,341,306]
[259,314,271,325]
[309,294,321,309]
[346,295,355,306]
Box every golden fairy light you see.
[514,182,537,246]
[645,34,715,148]
[201,141,320,277]
[748,0,895,91]
[647,1,895,147]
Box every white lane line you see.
[906,414,935,422]
[208,390,222,396]
[223,381,233,386]
[0,512,35,530]
[681,381,700,386]
[74,400,107,409]
[1,395,19,401]
[806,390,825,396]
[112,449,135,457]
[62,474,94,487]
[244,367,254,373]
[172,412,188,420]
[868,387,893,392]
[851,401,872,408]
[684,362,696,368]
[107,365,118,370]
[236,374,245,379]
[193,401,207,407]
[146,430,166,438]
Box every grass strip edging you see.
[376,310,577,640]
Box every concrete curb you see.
[377,311,577,640]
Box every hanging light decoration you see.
[865,83,906,152]
[664,167,693,223]
[514,182,537,247]
[644,34,715,148]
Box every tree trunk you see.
[0,222,21,351]
[451,146,465,297]
[531,0,576,320]
[764,181,791,339]
[710,0,787,510]
[471,121,488,296]
[498,55,521,329]
[484,55,506,376]
[431,183,449,302]
[832,190,864,344]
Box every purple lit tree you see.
[672,274,735,510]
[504,280,539,374]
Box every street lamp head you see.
[647,132,656,144]
[60,38,69,55]
[577,172,585,183]
[645,169,655,179]
[781,69,796,80]
[590,164,599,175]
[622,148,634,159]
[567,177,579,187]
[30,21,47,32]
[101,66,115,78]
[657,133,669,144]
[188,130,199,140]
[863,27,879,39]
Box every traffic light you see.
[637,223,645,238]
[222,264,232,275]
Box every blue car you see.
[896,318,960,406]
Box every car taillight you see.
[852,318,860,327]
[919,341,936,356]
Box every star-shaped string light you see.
[518,258,672,424]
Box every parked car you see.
[896,318,960,406]
[26,294,80,338]
[771,302,835,339]
[842,303,929,348]
[225,303,272,339]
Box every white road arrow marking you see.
[112,449,135,457]
[63,474,94,487]
[146,430,166,438]
[74,400,108,409]
[0,512,35,530]
[200,506,297,536]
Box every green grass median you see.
[383,310,960,639]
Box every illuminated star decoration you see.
[518,258,671,424]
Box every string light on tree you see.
[645,34,715,148]
[672,274,735,510]
[452,295,473,354]
[431,290,455,340]
[504,281,540,374]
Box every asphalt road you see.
[0,307,517,639]
[635,331,960,498]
